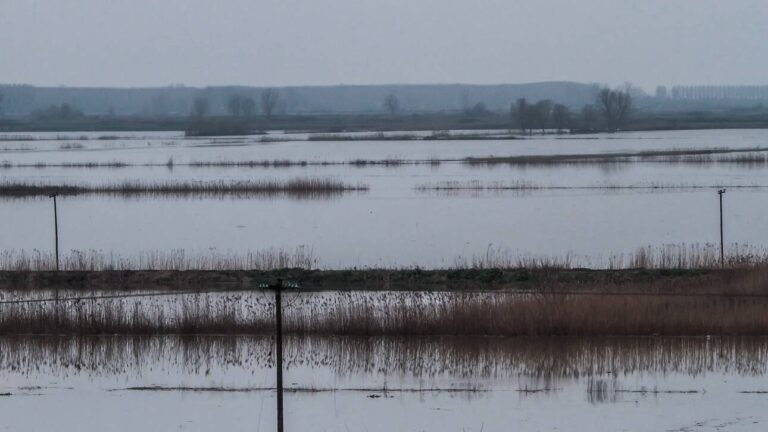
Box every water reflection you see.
[2,335,768,380]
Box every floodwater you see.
[2,129,768,268]
[1,335,768,431]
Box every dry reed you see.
[4,287,768,336]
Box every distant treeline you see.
[0,82,598,116]
[2,83,768,134]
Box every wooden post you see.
[50,194,59,271]
[718,189,725,268]
[273,278,284,432]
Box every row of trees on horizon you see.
[510,86,633,133]
[0,85,633,132]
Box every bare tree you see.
[580,104,598,131]
[551,104,570,133]
[512,98,531,135]
[531,100,553,134]
[261,88,280,117]
[191,97,209,118]
[383,94,400,115]
[596,85,632,132]
[227,95,243,117]
[241,97,256,118]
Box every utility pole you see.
[718,189,726,268]
[49,193,59,271]
[272,278,284,432]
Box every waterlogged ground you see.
[1,336,767,431]
[2,129,768,267]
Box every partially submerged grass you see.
[1,243,764,272]
[306,131,518,142]
[58,142,85,150]
[5,276,768,335]
[7,146,768,171]
[415,180,765,192]
[0,177,369,198]
[465,147,768,166]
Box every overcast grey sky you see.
[2,0,767,91]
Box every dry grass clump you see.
[0,177,368,198]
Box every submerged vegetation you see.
[464,146,768,166]
[0,177,368,198]
[2,245,768,335]
[4,277,768,335]
[4,146,768,171]
[415,180,765,192]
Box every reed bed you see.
[454,243,768,270]
[5,286,768,335]
[0,177,368,198]
[1,244,765,272]
[0,247,317,271]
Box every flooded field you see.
[2,129,768,268]
[2,335,768,431]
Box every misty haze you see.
[2,1,768,431]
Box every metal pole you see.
[718,189,725,268]
[50,194,59,271]
[274,278,284,432]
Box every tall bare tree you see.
[241,97,256,117]
[261,88,280,117]
[596,85,632,132]
[580,104,598,131]
[531,100,553,134]
[383,94,400,115]
[512,98,531,135]
[227,95,243,117]
[551,104,571,133]
[191,97,209,118]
